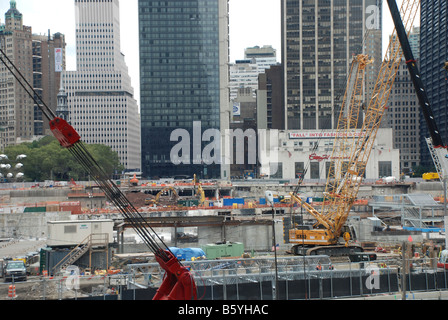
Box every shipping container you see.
[24,207,46,213]
[201,242,244,259]
[47,219,114,247]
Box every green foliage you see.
[2,136,124,182]
[411,165,436,178]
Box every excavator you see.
[0,51,197,300]
[193,174,206,205]
[147,186,179,206]
[288,0,423,256]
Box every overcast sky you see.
[0,0,407,106]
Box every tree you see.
[411,165,436,178]
[2,137,124,182]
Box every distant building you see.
[139,0,229,179]
[0,0,34,148]
[230,88,257,178]
[384,60,421,174]
[274,128,400,180]
[229,46,278,102]
[245,45,276,59]
[282,0,382,130]
[62,0,141,171]
[32,32,66,136]
[257,64,285,130]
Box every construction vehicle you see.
[147,186,179,205]
[422,172,440,181]
[2,259,27,282]
[288,0,420,256]
[193,174,206,205]
[0,50,196,300]
[130,173,139,186]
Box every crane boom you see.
[0,47,197,300]
[386,0,448,179]
[289,0,420,255]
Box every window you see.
[64,225,77,234]
[379,161,392,177]
[310,162,320,179]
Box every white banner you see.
[55,48,63,72]
[233,103,241,116]
[289,131,366,139]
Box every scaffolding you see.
[370,194,444,231]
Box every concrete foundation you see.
[0,211,71,239]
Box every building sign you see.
[289,131,366,139]
[55,48,63,72]
[233,102,241,116]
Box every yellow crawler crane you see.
[289,0,420,256]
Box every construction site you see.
[1,0,448,302]
[0,175,447,300]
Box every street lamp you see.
[0,154,26,182]
[265,190,279,300]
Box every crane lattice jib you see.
[325,0,420,238]
[293,0,420,241]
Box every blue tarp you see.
[168,247,206,261]
[223,198,245,206]
[403,226,445,233]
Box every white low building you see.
[266,128,400,181]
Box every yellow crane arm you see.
[323,0,420,235]
[293,0,420,241]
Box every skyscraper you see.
[281,0,382,130]
[32,32,66,136]
[139,0,230,179]
[62,0,141,171]
[0,0,34,148]
[419,0,448,167]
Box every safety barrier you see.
[7,285,16,299]
[2,256,448,300]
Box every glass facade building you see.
[139,0,229,179]
[419,0,448,167]
[282,0,382,130]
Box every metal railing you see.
[1,256,448,300]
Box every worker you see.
[328,263,334,270]
[316,263,322,271]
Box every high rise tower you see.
[0,0,34,149]
[419,0,448,167]
[62,0,141,171]
[139,0,230,179]
[282,0,382,130]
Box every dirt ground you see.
[0,276,110,300]
[125,191,179,207]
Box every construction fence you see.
[1,255,448,300]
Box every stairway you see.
[52,233,109,275]
[402,207,427,229]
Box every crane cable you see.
[0,47,173,263]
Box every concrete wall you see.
[198,222,285,252]
[0,211,71,239]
